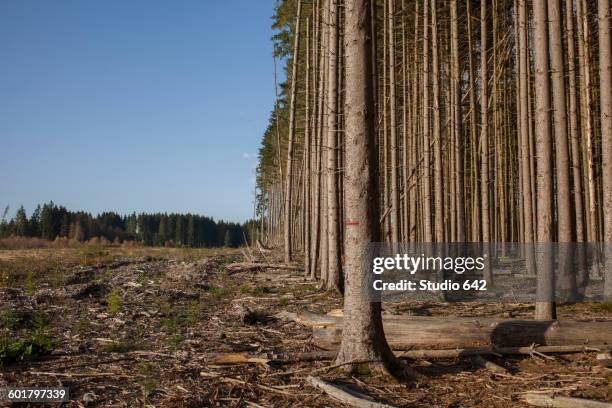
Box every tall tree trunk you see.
[422,0,433,242]
[566,0,585,245]
[466,0,480,242]
[320,0,330,284]
[326,0,343,293]
[284,0,303,263]
[304,17,312,279]
[548,0,574,297]
[382,1,390,242]
[401,0,409,244]
[576,0,598,247]
[599,0,612,299]
[481,0,492,283]
[451,0,465,243]
[388,0,400,243]
[547,0,571,244]
[432,0,443,243]
[336,0,402,376]
[273,51,285,223]
[409,0,420,243]
[311,0,323,280]
[533,0,556,320]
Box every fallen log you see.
[225,262,303,273]
[307,376,397,408]
[523,393,612,408]
[395,345,608,359]
[281,312,612,350]
[207,345,608,365]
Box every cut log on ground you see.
[279,312,612,350]
[206,345,608,365]
[225,263,303,273]
[395,345,609,359]
[307,376,397,408]
[523,393,612,408]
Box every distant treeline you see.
[0,202,254,248]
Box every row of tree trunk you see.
[256,0,612,373]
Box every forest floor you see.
[0,245,611,407]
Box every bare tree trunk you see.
[481,0,492,283]
[388,0,400,243]
[599,0,612,299]
[326,0,343,293]
[432,0,443,243]
[466,0,480,242]
[566,0,585,244]
[401,0,409,244]
[273,51,285,217]
[409,0,420,243]
[320,0,330,284]
[336,0,402,376]
[533,0,556,320]
[284,0,303,263]
[451,0,465,243]
[311,0,324,280]
[547,0,571,243]
[382,1,390,242]
[304,17,312,279]
[576,0,598,248]
[548,0,574,298]
[513,0,523,247]
[422,0,433,242]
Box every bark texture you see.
[335,0,400,376]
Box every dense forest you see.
[253,0,611,374]
[0,202,254,248]
[256,0,611,330]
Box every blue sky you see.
[0,0,278,223]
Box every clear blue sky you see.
[0,0,278,223]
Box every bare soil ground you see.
[0,246,610,407]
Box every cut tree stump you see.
[279,312,612,350]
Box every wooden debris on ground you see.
[225,262,303,274]
[596,352,612,368]
[307,376,398,408]
[470,355,509,374]
[523,393,612,408]
[1,247,611,407]
[206,344,609,366]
